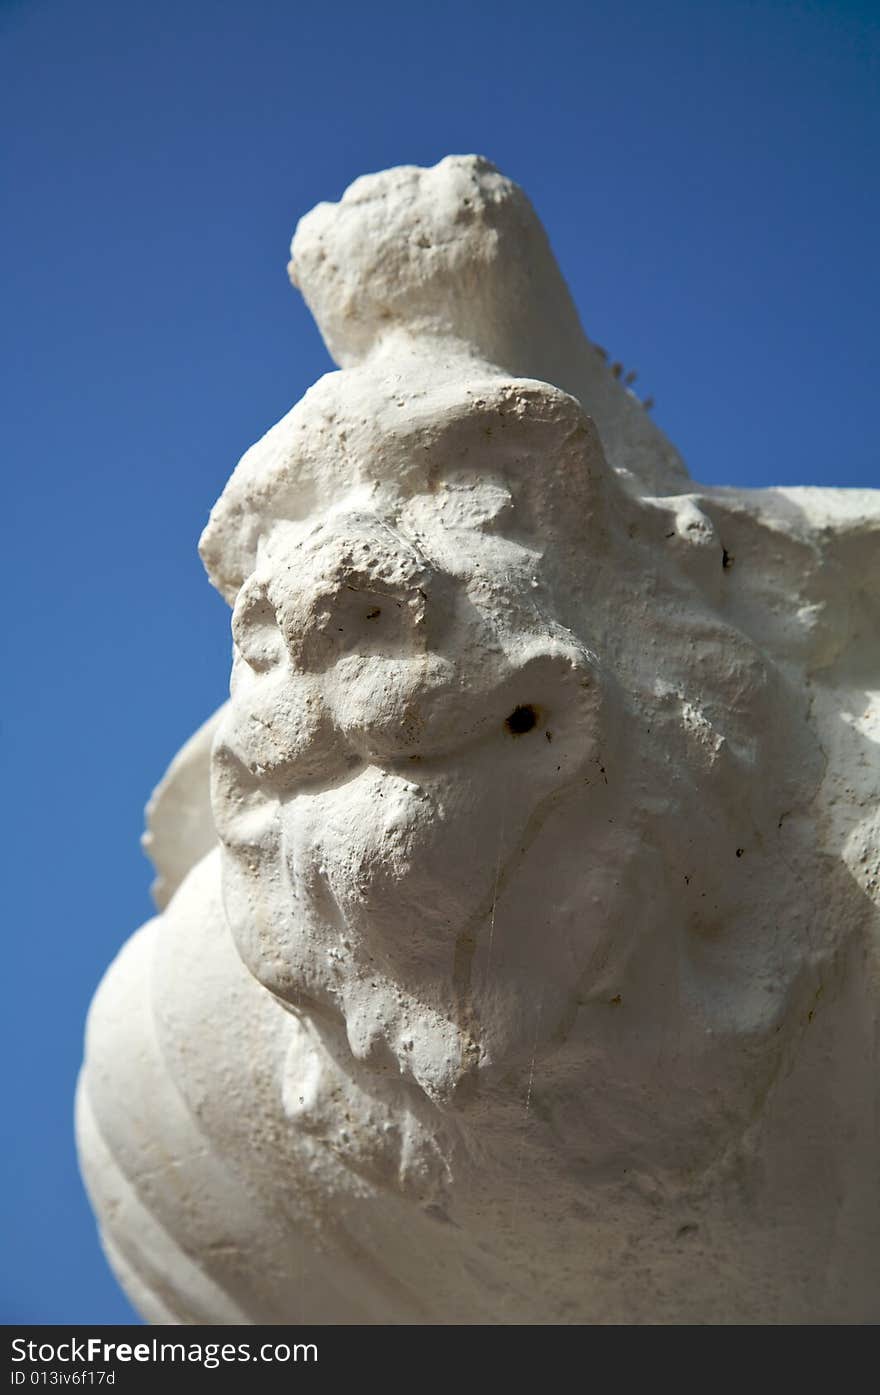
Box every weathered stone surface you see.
[78,156,880,1324]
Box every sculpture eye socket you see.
[318,584,417,655]
[281,574,428,672]
[505,704,538,735]
[273,517,432,671]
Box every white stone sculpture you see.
[77,156,880,1324]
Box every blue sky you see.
[1,0,876,1323]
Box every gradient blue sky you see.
[2,0,877,1323]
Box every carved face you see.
[211,451,621,1103]
[207,376,822,1159]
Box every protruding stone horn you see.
[290,155,689,493]
[288,155,589,380]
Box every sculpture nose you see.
[233,513,433,678]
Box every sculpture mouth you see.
[217,634,600,791]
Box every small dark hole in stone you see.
[506,705,537,736]
[365,607,381,620]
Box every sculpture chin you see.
[217,755,600,1104]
